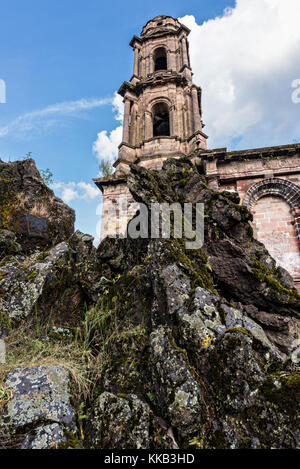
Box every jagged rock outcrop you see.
[86,158,300,448]
[0,158,75,252]
[87,392,151,449]
[0,242,70,321]
[1,366,77,449]
[0,157,299,449]
[0,230,101,326]
[127,159,300,356]
[0,230,21,259]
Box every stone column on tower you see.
[133,47,139,77]
[191,86,202,133]
[122,98,131,144]
[181,37,189,67]
[145,111,153,140]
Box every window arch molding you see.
[243,177,300,246]
[148,96,173,109]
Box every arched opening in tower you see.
[154,47,167,71]
[152,102,170,137]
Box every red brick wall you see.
[252,196,300,285]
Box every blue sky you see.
[0,0,299,243]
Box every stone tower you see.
[115,15,208,176]
[94,15,208,240]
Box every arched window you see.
[153,102,170,137]
[252,195,300,279]
[154,47,167,71]
[243,178,300,287]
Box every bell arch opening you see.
[154,47,167,71]
[152,102,170,137]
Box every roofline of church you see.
[93,142,300,192]
[199,142,300,162]
[93,175,128,193]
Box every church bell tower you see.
[114,15,208,176]
[94,15,208,241]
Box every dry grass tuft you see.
[0,304,145,408]
[29,203,51,219]
[0,320,94,402]
[14,192,52,219]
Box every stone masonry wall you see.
[252,196,300,282]
[100,182,138,242]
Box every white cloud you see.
[52,181,99,204]
[77,181,99,199]
[112,92,124,122]
[179,0,300,149]
[0,97,112,138]
[93,92,124,164]
[93,125,123,163]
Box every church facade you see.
[94,15,300,290]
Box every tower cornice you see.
[129,24,190,48]
[129,35,142,48]
[118,71,190,98]
[118,81,135,97]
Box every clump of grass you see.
[81,306,117,352]
[0,303,126,405]
[0,319,93,403]
[0,306,128,446]
[0,295,148,411]
[79,300,149,389]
